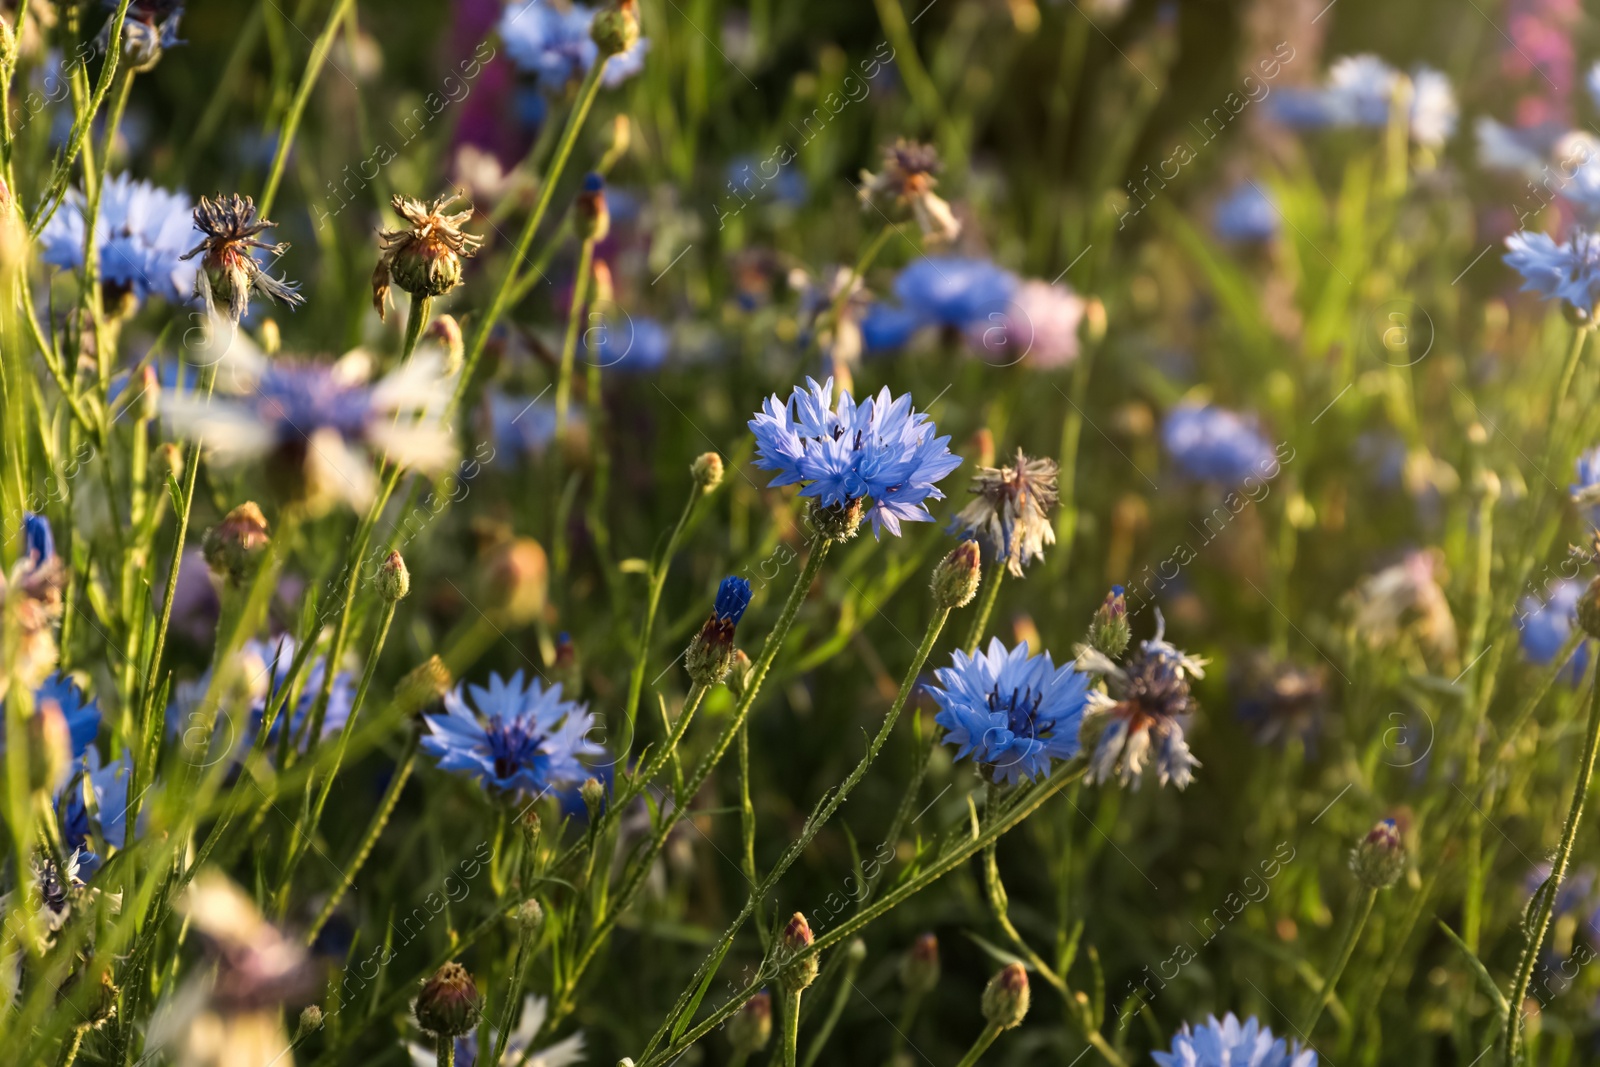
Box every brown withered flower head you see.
[859,139,961,245]
[181,194,303,323]
[953,448,1059,577]
[373,191,484,320]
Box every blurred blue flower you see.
[168,638,356,759]
[1474,117,1560,178]
[486,391,563,458]
[893,256,1018,329]
[1575,446,1600,526]
[1153,1013,1315,1067]
[1506,229,1600,317]
[749,377,963,538]
[422,671,600,797]
[1519,580,1589,684]
[100,1,185,69]
[39,173,201,305]
[860,303,924,353]
[32,673,102,759]
[59,748,133,877]
[500,2,649,90]
[1081,618,1207,790]
[1212,182,1278,242]
[1270,54,1456,147]
[726,156,808,206]
[1162,404,1278,486]
[23,510,56,566]
[588,315,671,371]
[930,638,1089,785]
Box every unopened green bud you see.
[1350,818,1406,889]
[581,777,606,816]
[414,962,482,1037]
[296,1005,324,1039]
[899,933,940,995]
[1089,585,1130,658]
[591,0,640,57]
[981,963,1030,1030]
[137,365,160,423]
[931,541,982,609]
[153,442,185,485]
[576,173,611,242]
[1084,296,1107,345]
[725,649,753,699]
[517,898,545,933]
[259,317,282,355]
[377,550,410,602]
[692,452,724,493]
[779,912,819,992]
[202,502,271,587]
[809,498,863,543]
[0,19,16,71]
[552,632,582,695]
[483,537,549,627]
[727,990,773,1055]
[396,655,453,718]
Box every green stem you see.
[436,1032,455,1067]
[257,0,358,219]
[625,484,703,731]
[954,1022,1002,1067]
[1505,669,1600,1064]
[963,563,1005,653]
[1054,338,1095,567]
[455,63,606,410]
[799,947,862,1067]
[1303,887,1377,1037]
[306,730,418,945]
[555,237,596,440]
[780,987,802,1067]
[402,293,433,360]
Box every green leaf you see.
[1437,919,1509,1016]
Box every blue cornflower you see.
[422,671,600,797]
[485,391,565,459]
[749,377,963,538]
[929,638,1090,785]
[1270,55,1455,147]
[860,304,924,353]
[33,673,102,759]
[100,1,185,69]
[1162,404,1279,486]
[23,510,55,565]
[1212,182,1278,243]
[40,173,201,305]
[59,748,133,877]
[169,638,356,760]
[1154,1013,1315,1067]
[1518,580,1590,683]
[588,315,671,371]
[161,332,457,511]
[686,577,754,686]
[894,256,1018,330]
[500,1,649,90]
[4,512,65,693]
[1506,229,1600,318]
[1080,616,1207,789]
[726,156,809,206]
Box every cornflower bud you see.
[27,699,72,794]
[259,317,282,355]
[725,649,754,700]
[377,550,410,602]
[1579,577,1600,640]
[414,962,482,1037]
[1084,297,1108,345]
[517,898,544,933]
[296,1005,324,1038]
[482,537,549,627]
[1089,586,1130,657]
[576,173,611,242]
[591,0,640,57]
[692,452,724,494]
[396,655,453,718]
[137,365,160,423]
[686,577,753,686]
[899,933,940,995]
[1350,818,1407,889]
[931,542,982,610]
[779,913,819,992]
[153,442,185,485]
[580,777,606,816]
[981,963,1030,1030]
[202,502,270,587]
[728,990,773,1055]
[551,631,582,695]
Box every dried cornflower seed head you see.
[182,194,303,323]
[953,448,1059,577]
[374,191,484,318]
[859,138,961,245]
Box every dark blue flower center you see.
[988,685,1046,741]
[485,715,544,781]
